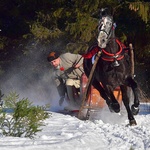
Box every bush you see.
[0,92,50,138]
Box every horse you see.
[83,8,140,126]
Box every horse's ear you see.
[100,7,113,19]
[99,7,113,18]
[99,8,108,18]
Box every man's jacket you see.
[53,53,84,97]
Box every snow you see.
[0,103,150,150]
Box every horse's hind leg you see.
[127,77,140,115]
[120,85,137,126]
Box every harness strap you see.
[82,46,100,59]
[82,40,128,62]
[101,39,128,62]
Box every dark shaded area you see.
[135,64,150,98]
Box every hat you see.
[47,52,60,62]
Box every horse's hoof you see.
[108,103,120,113]
[131,105,139,115]
[112,103,120,113]
[129,119,137,126]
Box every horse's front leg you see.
[92,80,109,101]
[120,85,137,126]
[104,85,120,113]
[92,80,120,113]
[127,77,140,115]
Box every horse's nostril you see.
[102,39,105,43]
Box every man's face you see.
[50,58,60,68]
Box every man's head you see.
[47,52,60,68]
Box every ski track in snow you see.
[0,104,150,150]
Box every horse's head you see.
[97,8,114,48]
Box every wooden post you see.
[78,51,102,119]
[129,43,134,79]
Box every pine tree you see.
[0,92,50,138]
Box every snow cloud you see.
[0,40,62,111]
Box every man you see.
[47,51,84,110]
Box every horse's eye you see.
[106,22,112,27]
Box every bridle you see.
[98,16,114,40]
[97,16,128,67]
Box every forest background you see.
[0,0,149,101]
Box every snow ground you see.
[0,103,150,150]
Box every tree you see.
[0,92,50,138]
[0,0,149,97]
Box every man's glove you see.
[59,96,65,106]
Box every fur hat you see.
[47,52,60,62]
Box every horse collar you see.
[101,39,126,65]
